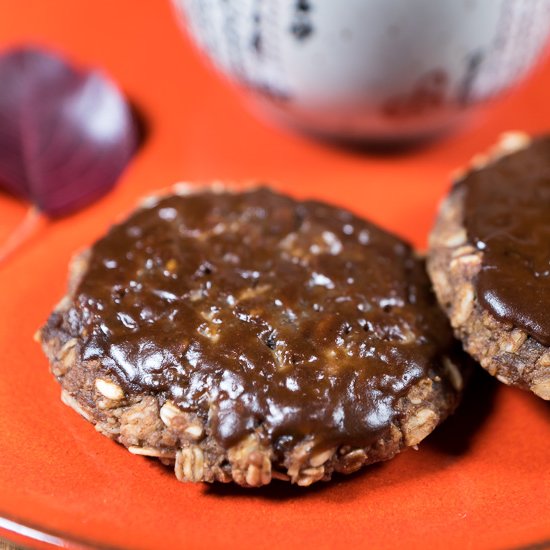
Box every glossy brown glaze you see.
[460,138,550,347]
[66,188,454,450]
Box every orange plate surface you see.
[0,2,549,549]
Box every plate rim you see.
[0,510,122,550]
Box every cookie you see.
[428,133,550,400]
[38,186,464,487]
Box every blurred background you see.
[0,0,550,250]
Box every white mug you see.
[173,0,550,141]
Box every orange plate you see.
[0,2,549,549]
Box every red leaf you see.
[0,46,141,217]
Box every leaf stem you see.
[0,206,45,266]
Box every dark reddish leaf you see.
[0,46,140,217]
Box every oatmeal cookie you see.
[38,186,465,486]
[428,133,550,400]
